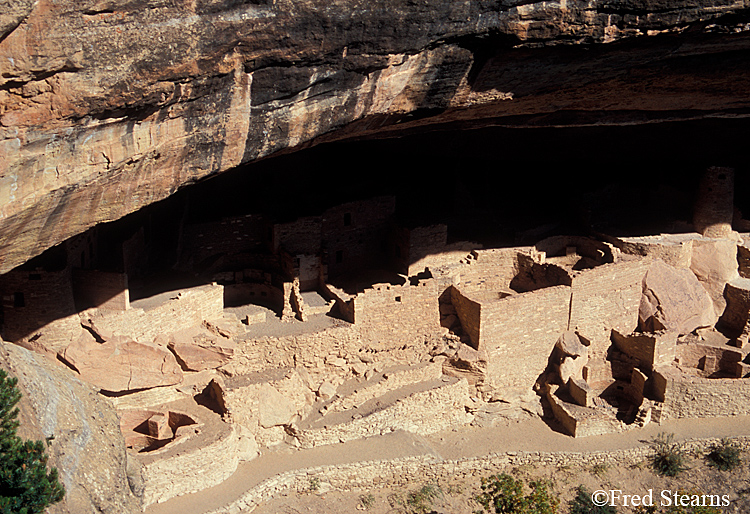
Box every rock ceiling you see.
[1,0,750,273]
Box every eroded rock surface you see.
[639,259,716,335]
[2,0,750,272]
[0,339,141,514]
[63,332,183,392]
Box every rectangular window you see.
[13,292,25,308]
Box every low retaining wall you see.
[205,435,750,514]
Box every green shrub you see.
[389,484,442,514]
[0,369,65,514]
[649,433,688,477]
[476,473,559,513]
[569,486,617,514]
[706,439,741,471]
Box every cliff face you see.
[0,339,141,514]
[1,0,750,272]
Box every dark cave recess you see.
[12,116,750,277]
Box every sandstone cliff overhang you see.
[2,0,750,272]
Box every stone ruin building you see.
[3,163,750,506]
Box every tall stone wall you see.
[694,166,735,238]
[480,285,572,391]
[455,248,528,293]
[322,196,395,278]
[181,215,272,265]
[71,269,129,311]
[352,279,442,346]
[273,216,323,255]
[569,259,650,355]
[450,286,481,350]
[91,284,224,342]
[0,268,82,352]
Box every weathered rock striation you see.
[2,0,750,272]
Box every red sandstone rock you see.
[690,238,740,317]
[640,259,716,334]
[167,326,236,372]
[63,334,183,392]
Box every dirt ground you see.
[252,449,750,514]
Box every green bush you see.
[569,486,617,514]
[649,433,688,477]
[706,439,741,471]
[0,369,65,514]
[475,473,559,514]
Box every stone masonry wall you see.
[139,423,252,508]
[658,369,750,419]
[90,284,224,342]
[455,248,527,293]
[274,216,323,255]
[0,268,82,352]
[569,259,650,355]
[182,214,272,265]
[71,269,129,311]
[352,278,442,346]
[481,285,572,391]
[298,378,472,448]
[205,436,750,514]
[450,285,481,349]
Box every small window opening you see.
[261,291,267,297]
[343,213,351,226]
[395,296,402,302]
[718,173,727,180]
[13,292,25,308]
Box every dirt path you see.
[145,415,750,514]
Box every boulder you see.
[1,339,142,514]
[62,333,182,392]
[258,384,297,428]
[639,259,716,334]
[554,331,589,358]
[167,326,235,372]
[690,238,739,317]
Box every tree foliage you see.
[0,369,65,514]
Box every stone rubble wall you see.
[221,369,315,447]
[205,435,750,514]
[328,361,444,412]
[298,378,473,448]
[90,284,224,342]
